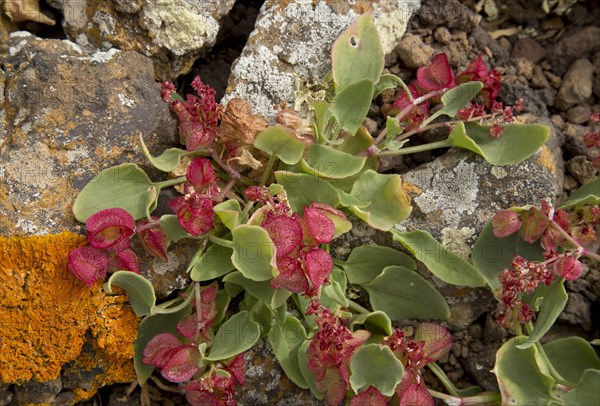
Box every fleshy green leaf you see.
[337,126,374,155]
[205,311,260,361]
[269,315,309,389]
[543,336,600,385]
[349,344,404,396]
[349,170,412,231]
[275,171,340,214]
[224,271,291,309]
[159,214,194,242]
[133,306,191,385]
[493,336,555,405]
[322,267,349,308]
[73,163,155,222]
[425,82,484,124]
[331,14,383,91]
[231,225,278,281]
[139,135,188,172]
[350,311,393,336]
[374,73,407,98]
[561,369,600,405]
[190,243,235,281]
[213,200,242,230]
[384,117,409,150]
[362,266,450,321]
[472,220,544,291]
[449,121,550,166]
[330,79,374,137]
[254,125,305,165]
[517,279,568,349]
[342,245,416,285]
[300,144,366,179]
[392,230,486,287]
[106,271,156,316]
[558,178,600,209]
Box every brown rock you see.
[397,33,434,69]
[550,26,600,75]
[567,155,598,185]
[419,0,481,32]
[566,104,592,124]
[433,26,452,45]
[556,59,594,110]
[531,65,550,89]
[511,37,546,63]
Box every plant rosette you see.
[65,14,598,406]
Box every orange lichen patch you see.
[537,145,558,175]
[0,232,138,396]
[401,180,423,197]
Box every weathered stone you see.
[511,37,545,63]
[556,58,594,111]
[566,104,592,124]
[566,155,598,185]
[46,0,236,79]
[223,0,421,121]
[550,26,600,76]
[418,0,480,32]
[0,32,192,297]
[13,377,62,405]
[0,383,13,406]
[397,33,433,69]
[563,122,600,160]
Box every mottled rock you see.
[558,292,592,331]
[0,383,13,406]
[566,155,598,185]
[511,37,545,63]
[397,33,433,69]
[550,26,600,76]
[223,0,421,120]
[433,26,452,44]
[461,346,499,391]
[47,0,236,79]
[566,104,592,124]
[418,0,480,32]
[0,32,189,297]
[556,58,594,111]
[13,377,62,405]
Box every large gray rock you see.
[46,0,236,79]
[223,0,421,121]
[0,32,189,297]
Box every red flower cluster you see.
[161,77,220,151]
[67,208,139,286]
[168,157,219,236]
[181,355,245,406]
[583,112,600,167]
[384,324,451,406]
[306,301,370,405]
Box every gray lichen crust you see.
[223,0,421,121]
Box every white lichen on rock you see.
[372,0,422,55]
[142,0,218,56]
[440,227,475,259]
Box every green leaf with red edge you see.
[254,125,305,165]
[392,230,486,287]
[331,14,383,92]
[349,170,412,231]
[493,336,555,405]
[349,344,404,396]
[73,163,155,222]
[517,279,568,349]
[414,323,452,362]
[449,121,550,166]
[362,266,450,321]
[205,311,260,361]
[231,225,278,281]
[472,220,544,292]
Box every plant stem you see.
[260,155,276,186]
[194,282,203,344]
[375,139,453,157]
[347,299,370,315]
[524,323,574,387]
[427,362,459,397]
[153,176,186,189]
[428,389,502,405]
[208,234,235,249]
[152,287,196,315]
[550,221,600,262]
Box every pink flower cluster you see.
[142,284,245,405]
[161,77,220,151]
[387,53,518,138]
[305,301,370,405]
[169,157,219,237]
[248,186,347,295]
[67,208,139,286]
[583,112,600,167]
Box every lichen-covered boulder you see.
[222,0,421,121]
[45,0,235,79]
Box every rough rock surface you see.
[46,0,236,79]
[223,0,421,120]
[555,58,595,111]
[0,32,192,297]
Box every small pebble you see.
[566,104,592,124]
[363,117,378,135]
[567,155,598,184]
[531,65,549,89]
[460,345,469,359]
[471,341,484,353]
[551,114,565,129]
[433,26,452,45]
[563,175,579,191]
[498,37,511,51]
[541,60,552,71]
[516,58,534,80]
[544,71,562,89]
